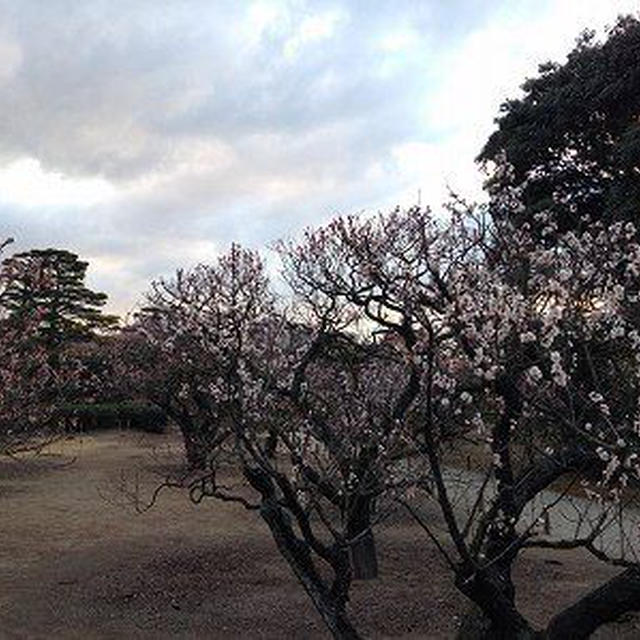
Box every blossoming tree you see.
[132,203,640,639]
[281,204,640,639]
[131,243,436,636]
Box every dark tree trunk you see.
[162,403,218,470]
[264,428,278,459]
[456,606,538,640]
[455,562,537,640]
[349,528,378,580]
[346,495,378,580]
[456,557,640,640]
[244,466,362,640]
[455,604,494,640]
[170,411,214,470]
[181,427,208,469]
[544,565,640,639]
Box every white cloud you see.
[0,157,116,207]
[378,30,421,54]
[283,8,347,59]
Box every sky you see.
[0,0,637,316]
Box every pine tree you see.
[0,248,118,346]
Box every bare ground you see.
[1,429,639,639]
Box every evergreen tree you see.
[478,15,640,236]
[0,248,118,345]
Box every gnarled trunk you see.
[455,561,538,640]
[245,466,362,640]
[456,605,538,640]
[181,428,208,469]
[346,495,378,580]
[544,565,640,640]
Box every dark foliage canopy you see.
[0,248,118,345]
[478,15,640,234]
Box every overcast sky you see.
[0,0,636,315]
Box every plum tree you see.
[125,205,640,639]
[281,204,640,639]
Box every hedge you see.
[55,401,167,434]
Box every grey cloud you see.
[0,0,515,314]
[0,0,502,180]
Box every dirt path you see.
[0,430,638,638]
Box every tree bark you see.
[245,466,362,640]
[455,564,538,640]
[346,495,378,580]
[456,552,640,640]
[177,425,208,469]
[544,565,640,639]
[455,604,495,640]
[456,606,539,640]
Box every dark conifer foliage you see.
[0,248,118,345]
[478,15,640,235]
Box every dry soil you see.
[1,429,639,639]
